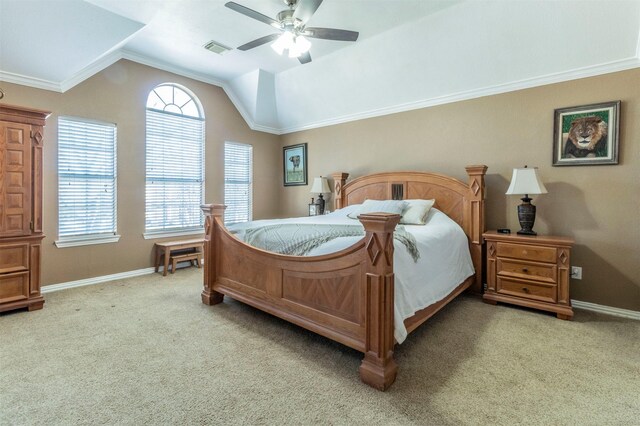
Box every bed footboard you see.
[201,204,400,390]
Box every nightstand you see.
[483,231,575,320]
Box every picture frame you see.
[553,101,620,166]
[283,143,308,186]
[308,203,317,216]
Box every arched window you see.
[145,83,205,236]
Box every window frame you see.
[143,83,205,240]
[55,116,120,248]
[224,141,253,226]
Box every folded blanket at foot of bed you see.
[243,223,420,262]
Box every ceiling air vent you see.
[203,40,232,55]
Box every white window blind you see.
[224,142,253,225]
[58,117,117,240]
[145,109,204,233]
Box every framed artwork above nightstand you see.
[483,231,575,320]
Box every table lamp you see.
[311,176,331,214]
[505,166,548,235]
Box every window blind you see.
[58,117,117,239]
[145,109,204,232]
[224,142,253,225]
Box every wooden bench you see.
[154,239,204,276]
[171,252,202,274]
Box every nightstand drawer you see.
[496,277,557,303]
[497,259,557,284]
[496,242,556,263]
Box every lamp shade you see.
[311,176,331,194]
[505,167,548,195]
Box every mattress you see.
[228,205,474,343]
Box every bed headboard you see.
[331,165,488,293]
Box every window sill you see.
[55,235,121,248]
[143,229,205,240]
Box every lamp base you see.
[316,194,325,215]
[516,196,537,236]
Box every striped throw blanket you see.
[243,223,420,262]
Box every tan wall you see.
[280,69,640,311]
[1,60,281,285]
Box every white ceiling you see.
[1,0,639,134]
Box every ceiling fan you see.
[225,0,359,64]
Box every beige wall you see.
[1,60,281,285]
[279,69,640,311]
[2,61,637,310]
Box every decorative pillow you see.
[400,199,435,225]
[347,199,408,219]
[332,204,361,217]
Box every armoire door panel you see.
[0,122,32,237]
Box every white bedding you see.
[228,205,474,343]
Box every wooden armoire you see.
[0,104,50,313]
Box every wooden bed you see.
[200,165,487,390]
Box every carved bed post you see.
[358,213,400,391]
[464,165,488,294]
[201,204,226,305]
[331,172,349,211]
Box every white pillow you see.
[347,199,408,219]
[400,199,435,225]
[331,204,361,217]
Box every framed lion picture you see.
[283,143,308,186]
[553,101,620,166]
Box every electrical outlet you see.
[571,266,582,280]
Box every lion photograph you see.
[562,115,608,159]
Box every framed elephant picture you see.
[283,143,308,186]
[553,101,620,166]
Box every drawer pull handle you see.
[522,268,529,273]
[522,287,529,293]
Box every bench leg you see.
[163,247,170,276]
[171,257,177,274]
[154,249,160,273]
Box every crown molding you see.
[3,51,639,136]
[277,56,640,134]
[220,83,282,135]
[0,70,62,92]
[120,50,226,88]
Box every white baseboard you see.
[42,267,157,293]
[42,259,204,294]
[572,299,640,321]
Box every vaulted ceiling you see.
[1,0,639,134]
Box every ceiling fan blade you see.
[293,0,323,24]
[298,51,312,64]
[237,33,281,51]
[304,27,359,42]
[225,2,279,27]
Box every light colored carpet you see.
[1,268,638,425]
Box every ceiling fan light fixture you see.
[295,35,311,53]
[271,31,294,55]
[288,36,311,58]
